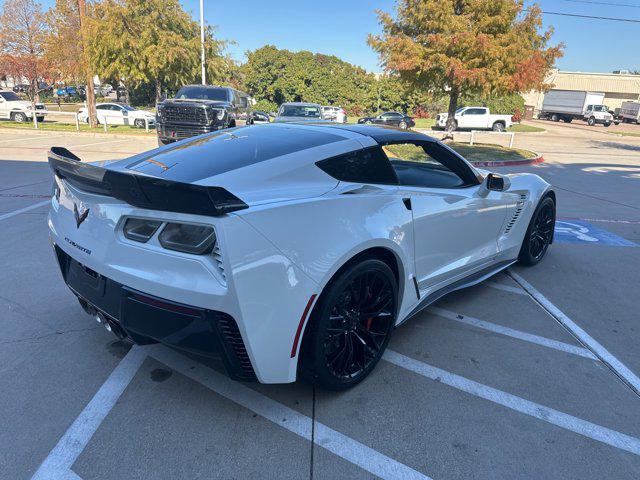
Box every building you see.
[523,70,640,114]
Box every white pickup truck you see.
[0,90,47,123]
[435,106,513,131]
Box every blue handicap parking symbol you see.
[554,220,637,247]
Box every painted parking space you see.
[555,219,637,246]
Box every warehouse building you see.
[523,70,640,115]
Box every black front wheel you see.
[518,196,555,265]
[301,259,397,390]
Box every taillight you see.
[123,218,162,243]
[158,222,216,254]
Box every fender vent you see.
[217,313,256,380]
[504,194,527,234]
[212,243,226,283]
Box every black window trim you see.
[315,146,400,186]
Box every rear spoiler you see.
[48,147,248,216]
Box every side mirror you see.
[269,112,276,117]
[478,173,510,197]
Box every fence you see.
[24,109,154,133]
[424,129,516,148]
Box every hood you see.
[160,99,230,108]
[12,100,42,109]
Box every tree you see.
[369,0,563,130]
[43,0,84,84]
[0,0,51,109]
[87,0,229,104]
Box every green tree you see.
[369,0,563,130]
[87,0,229,104]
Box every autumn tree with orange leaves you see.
[369,0,563,131]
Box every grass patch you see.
[0,120,154,135]
[507,123,545,133]
[448,142,537,163]
[617,131,640,137]
[346,117,435,129]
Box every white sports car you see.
[47,123,555,389]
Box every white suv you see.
[0,90,47,123]
[322,106,347,123]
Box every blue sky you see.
[40,0,640,73]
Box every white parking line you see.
[32,345,431,480]
[31,346,147,480]
[484,280,527,295]
[384,349,640,456]
[70,138,132,149]
[429,307,596,360]
[508,270,640,396]
[0,135,46,144]
[0,200,49,222]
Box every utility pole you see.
[200,0,206,85]
[77,0,97,128]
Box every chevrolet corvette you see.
[47,123,555,389]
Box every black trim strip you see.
[48,147,248,216]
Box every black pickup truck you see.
[156,85,251,145]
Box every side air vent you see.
[217,313,256,380]
[212,243,226,283]
[504,194,527,234]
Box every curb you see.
[470,154,544,168]
[0,126,155,140]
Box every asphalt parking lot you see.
[1,123,639,479]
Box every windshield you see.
[278,105,321,118]
[593,105,607,112]
[175,86,229,101]
[455,107,465,114]
[0,91,22,101]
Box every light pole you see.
[200,0,206,85]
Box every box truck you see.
[620,101,640,124]
[539,90,614,126]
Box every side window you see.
[465,108,486,115]
[96,105,108,110]
[381,142,478,188]
[316,147,399,185]
[239,95,248,108]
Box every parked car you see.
[56,86,83,100]
[619,101,640,124]
[248,110,270,124]
[47,123,555,389]
[0,90,47,122]
[358,111,415,129]
[583,104,615,127]
[156,85,251,146]
[12,84,30,93]
[77,103,156,128]
[435,107,512,131]
[274,102,325,122]
[538,90,611,125]
[322,106,347,123]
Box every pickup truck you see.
[0,90,47,123]
[435,107,513,131]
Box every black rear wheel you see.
[518,196,555,265]
[301,259,397,390]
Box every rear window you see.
[175,86,229,102]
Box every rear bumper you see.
[54,245,256,381]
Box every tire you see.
[157,137,170,147]
[518,196,556,266]
[551,114,559,122]
[36,116,45,122]
[398,121,407,130]
[300,258,398,390]
[11,112,27,123]
[492,121,505,132]
[587,117,596,126]
[562,117,572,123]
[604,121,611,127]
[134,119,145,128]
